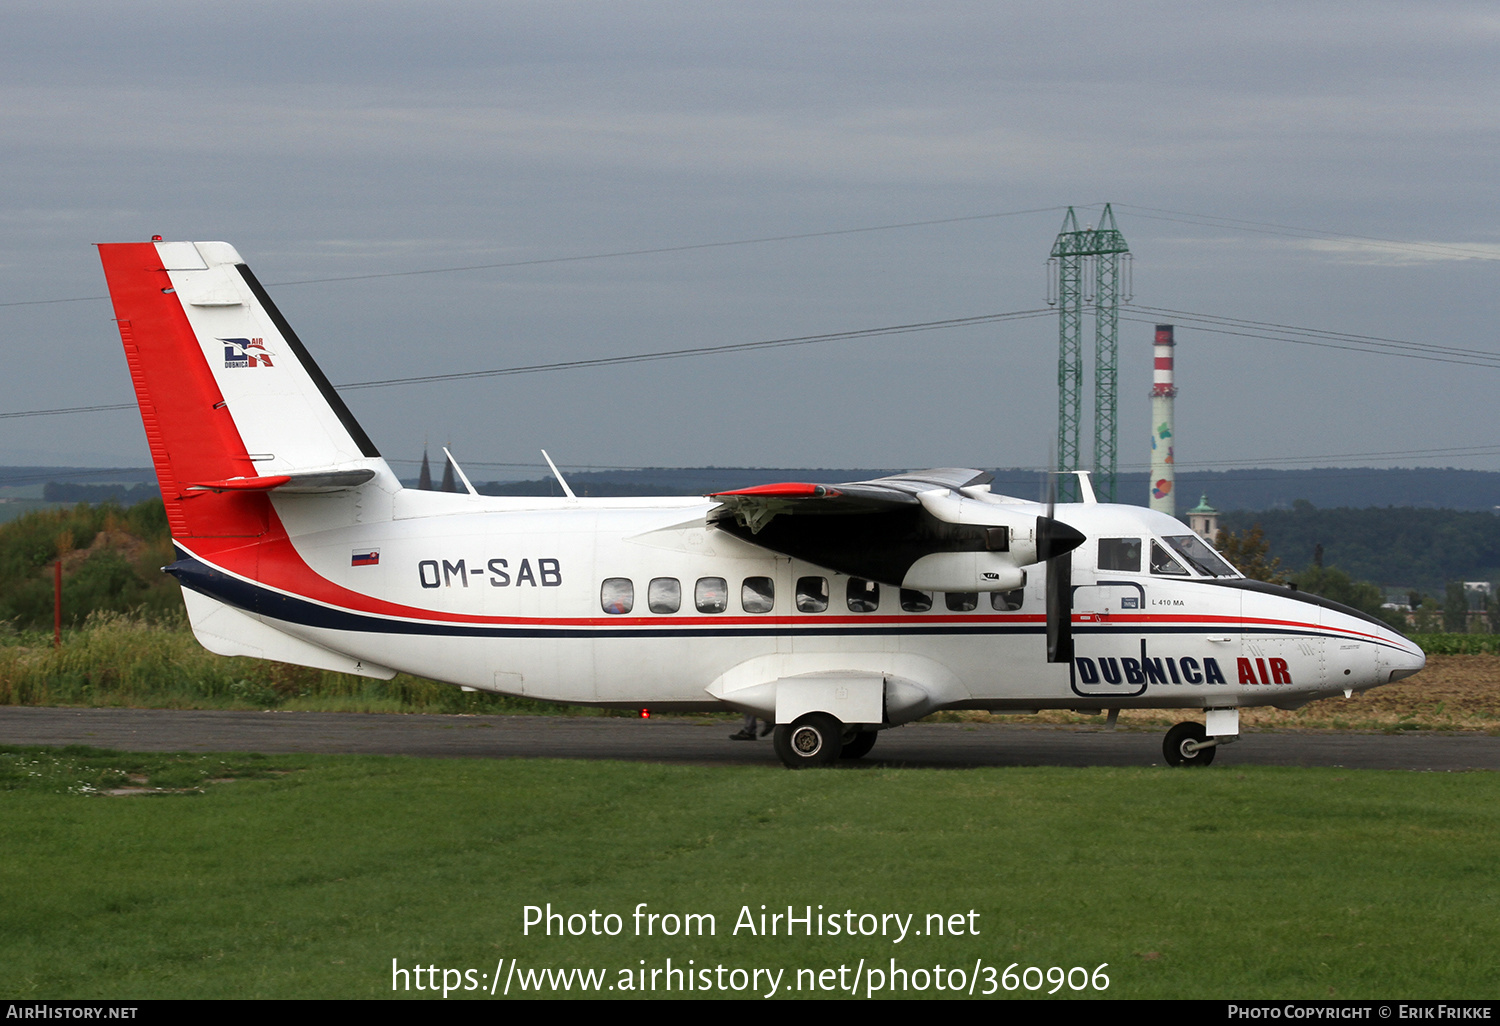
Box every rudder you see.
[98,240,389,539]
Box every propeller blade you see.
[1046,548,1074,663]
[1038,472,1084,665]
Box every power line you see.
[8,298,1500,421]
[1119,443,1500,471]
[0,308,1054,419]
[1130,304,1500,363]
[6,202,1495,311]
[0,401,136,420]
[339,309,1052,390]
[1122,304,1500,370]
[270,207,1069,287]
[0,205,1068,308]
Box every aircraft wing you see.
[708,469,1072,591]
[710,468,990,529]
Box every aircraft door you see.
[1070,580,1151,699]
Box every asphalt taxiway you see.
[2,706,1496,770]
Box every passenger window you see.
[990,588,1025,612]
[1150,540,1189,576]
[945,592,979,612]
[1099,538,1142,572]
[695,577,728,613]
[796,576,829,613]
[847,578,880,612]
[900,589,932,612]
[600,578,634,614]
[741,576,775,613]
[648,578,681,614]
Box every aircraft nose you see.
[1385,639,1426,684]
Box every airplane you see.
[95,239,1426,769]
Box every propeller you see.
[1038,471,1085,664]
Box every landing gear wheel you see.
[1163,721,1215,767]
[839,730,878,760]
[774,713,843,768]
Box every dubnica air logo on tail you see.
[220,337,274,369]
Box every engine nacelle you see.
[901,553,1027,593]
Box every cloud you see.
[1300,239,1500,266]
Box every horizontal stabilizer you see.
[186,468,377,494]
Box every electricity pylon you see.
[1047,204,1130,502]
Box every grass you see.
[1,747,1497,999]
[0,613,620,717]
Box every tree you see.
[1215,524,1287,584]
[1444,581,1470,633]
[1292,564,1404,629]
[1410,593,1439,633]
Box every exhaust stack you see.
[1149,324,1176,515]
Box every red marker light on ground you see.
[640,708,650,718]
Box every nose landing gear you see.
[1163,721,1215,766]
[1163,710,1240,767]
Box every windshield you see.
[1162,534,1239,578]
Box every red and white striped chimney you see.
[1149,325,1176,515]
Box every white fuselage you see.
[180,488,1422,721]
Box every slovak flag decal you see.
[351,549,380,567]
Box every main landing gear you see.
[771,715,881,768]
[773,713,841,768]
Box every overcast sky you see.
[3,1,1499,490]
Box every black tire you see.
[839,730,879,760]
[1163,721,1215,767]
[773,713,844,768]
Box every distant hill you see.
[1219,505,1500,594]
[1134,467,1500,513]
[0,466,156,486]
[10,462,1500,512]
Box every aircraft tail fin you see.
[97,240,392,538]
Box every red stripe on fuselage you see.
[180,539,1401,647]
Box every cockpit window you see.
[1150,540,1189,576]
[1098,538,1142,572]
[1162,534,1238,578]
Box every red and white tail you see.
[97,240,394,539]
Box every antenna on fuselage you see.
[441,447,479,497]
[541,449,577,500]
